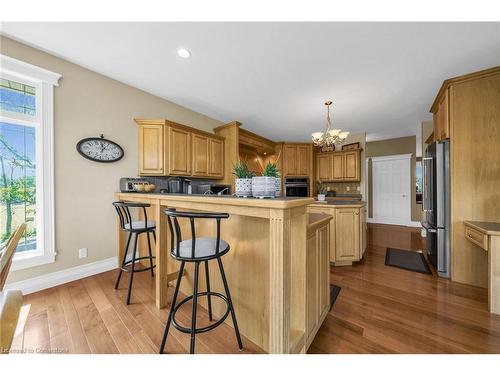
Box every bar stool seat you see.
[160,208,243,354]
[174,237,230,260]
[124,220,156,230]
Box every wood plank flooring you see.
[10,224,500,354]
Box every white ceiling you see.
[1,22,499,141]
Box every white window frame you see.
[0,54,61,271]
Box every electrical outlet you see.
[357,186,361,191]
[346,186,350,191]
[79,248,88,259]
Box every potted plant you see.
[233,160,255,197]
[253,161,280,198]
[317,182,327,201]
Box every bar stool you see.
[159,208,243,354]
[113,201,156,305]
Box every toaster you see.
[120,177,149,192]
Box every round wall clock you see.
[76,134,124,163]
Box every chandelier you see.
[311,101,349,148]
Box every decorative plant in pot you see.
[317,182,328,201]
[253,161,280,198]
[232,160,255,197]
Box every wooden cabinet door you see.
[332,153,344,180]
[296,145,310,176]
[283,145,297,176]
[308,206,336,263]
[316,154,332,181]
[306,231,319,341]
[138,124,164,175]
[209,138,224,178]
[168,127,191,175]
[192,134,209,176]
[343,150,360,181]
[335,208,360,262]
[317,225,330,317]
[360,206,367,258]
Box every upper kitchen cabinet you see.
[431,88,450,141]
[283,143,312,177]
[135,118,224,179]
[138,123,164,175]
[315,149,361,182]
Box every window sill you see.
[10,251,56,272]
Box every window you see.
[0,55,60,270]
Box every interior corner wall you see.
[1,35,223,283]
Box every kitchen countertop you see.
[116,192,314,209]
[308,200,366,208]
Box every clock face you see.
[77,137,124,163]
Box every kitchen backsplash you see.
[142,176,217,193]
[322,181,361,195]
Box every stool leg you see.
[152,230,156,243]
[160,261,185,354]
[190,262,200,354]
[204,260,213,321]
[126,233,138,305]
[115,231,132,290]
[146,231,155,278]
[217,257,243,350]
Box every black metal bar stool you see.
[159,208,243,354]
[113,201,156,305]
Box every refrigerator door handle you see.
[422,157,432,212]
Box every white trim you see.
[372,154,412,226]
[0,54,61,86]
[369,153,413,162]
[1,56,59,270]
[367,217,422,229]
[409,221,422,228]
[5,257,118,295]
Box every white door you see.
[372,154,411,225]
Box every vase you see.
[251,176,276,198]
[235,178,252,197]
[317,193,326,201]
[274,177,281,197]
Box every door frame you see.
[370,153,412,226]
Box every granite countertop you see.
[309,200,366,207]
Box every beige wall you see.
[1,36,223,283]
[365,135,420,222]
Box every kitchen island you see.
[115,192,331,353]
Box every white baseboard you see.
[5,257,118,295]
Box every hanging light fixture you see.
[312,101,349,149]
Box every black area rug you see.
[330,285,341,311]
[385,248,432,274]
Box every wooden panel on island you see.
[115,192,329,354]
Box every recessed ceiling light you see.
[177,48,191,58]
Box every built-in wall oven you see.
[284,178,309,197]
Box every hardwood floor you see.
[10,224,500,354]
[309,223,500,354]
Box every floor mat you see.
[385,248,432,274]
[330,285,341,311]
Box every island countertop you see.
[114,191,318,353]
[116,192,314,210]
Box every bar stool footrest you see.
[172,292,230,334]
[121,256,156,273]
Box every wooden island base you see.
[115,193,331,353]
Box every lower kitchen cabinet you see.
[305,214,331,350]
[308,203,367,266]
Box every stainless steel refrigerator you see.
[422,140,450,278]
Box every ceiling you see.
[1,22,499,141]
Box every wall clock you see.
[76,134,124,163]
